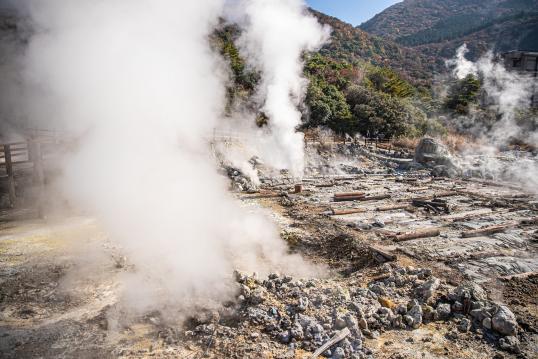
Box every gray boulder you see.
[414,138,460,173]
[415,277,440,300]
[492,306,518,336]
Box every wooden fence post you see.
[29,139,45,218]
[4,144,16,207]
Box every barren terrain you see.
[1,141,537,358]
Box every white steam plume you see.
[233,0,329,176]
[447,44,535,143]
[446,45,538,193]
[22,0,319,317]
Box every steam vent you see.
[1,1,538,358]
[502,51,538,108]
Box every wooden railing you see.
[364,137,392,150]
[0,128,67,207]
[0,139,46,207]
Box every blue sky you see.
[306,0,402,26]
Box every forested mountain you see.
[1,4,531,142]
[310,10,439,83]
[361,0,538,59]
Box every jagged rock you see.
[415,277,440,300]
[296,297,309,312]
[250,287,267,305]
[470,307,493,322]
[332,347,346,359]
[369,283,387,296]
[449,283,487,302]
[499,336,520,353]
[297,314,318,329]
[422,305,437,322]
[344,312,362,337]
[452,301,463,312]
[403,315,414,327]
[358,317,368,330]
[279,195,294,207]
[390,305,404,317]
[290,321,304,340]
[457,318,471,332]
[436,303,451,320]
[407,304,423,329]
[334,316,347,330]
[492,306,518,336]
[278,331,290,344]
[378,307,394,317]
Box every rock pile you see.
[224,166,259,193]
[227,264,523,358]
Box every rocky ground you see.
[0,140,537,358]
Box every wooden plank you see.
[376,204,410,212]
[360,194,391,202]
[394,228,441,242]
[369,246,397,262]
[334,192,366,198]
[331,208,367,216]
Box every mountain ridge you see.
[360,0,538,59]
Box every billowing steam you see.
[447,44,535,143]
[446,45,538,192]
[232,0,329,176]
[20,0,322,316]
